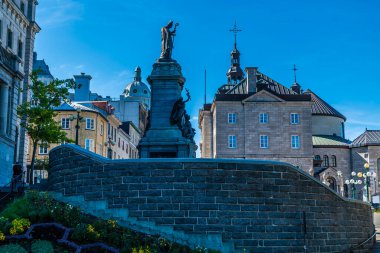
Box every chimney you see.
[74,73,92,101]
[245,67,258,93]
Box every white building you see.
[0,0,39,185]
[106,66,150,134]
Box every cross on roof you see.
[292,64,298,83]
[229,21,242,49]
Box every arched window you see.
[326,177,336,191]
[314,155,321,160]
[323,155,329,167]
[331,155,337,167]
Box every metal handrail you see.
[0,174,24,202]
[350,230,377,250]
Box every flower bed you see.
[0,191,219,253]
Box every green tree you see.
[17,71,75,182]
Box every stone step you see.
[49,191,231,252]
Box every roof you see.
[33,53,54,79]
[303,90,346,120]
[312,135,351,147]
[122,66,150,99]
[352,130,380,147]
[54,102,108,119]
[225,70,297,96]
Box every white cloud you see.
[37,0,84,27]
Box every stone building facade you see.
[0,0,39,185]
[199,42,380,200]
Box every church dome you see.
[122,66,151,100]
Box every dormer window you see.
[133,89,137,93]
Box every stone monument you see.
[138,20,197,158]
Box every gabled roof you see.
[303,90,346,121]
[313,135,351,147]
[352,130,380,147]
[224,70,297,96]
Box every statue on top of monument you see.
[160,20,179,59]
[170,88,190,127]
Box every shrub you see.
[9,218,30,235]
[70,223,100,243]
[0,217,11,234]
[31,240,54,253]
[0,244,27,253]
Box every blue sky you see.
[35,0,380,145]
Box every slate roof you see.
[312,135,351,147]
[225,70,297,96]
[33,59,54,79]
[352,130,380,147]
[303,90,346,120]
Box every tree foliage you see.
[17,71,76,179]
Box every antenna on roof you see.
[204,69,207,105]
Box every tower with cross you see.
[291,64,302,94]
[226,21,244,84]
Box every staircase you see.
[0,175,25,211]
[50,192,234,253]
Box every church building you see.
[198,34,379,200]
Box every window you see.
[314,155,321,160]
[100,123,104,135]
[86,118,94,130]
[99,144,103,155]
[7,29,13,49]
[61,118,70,129]
[228,135,236,148]
[114,129,116,141]
[259,113,268,124]
[0,20,2,41]
[85,139,94,152]
[291,135,300,149]
[228,113,236,124]
[20,2,25,14]
[107,123,111,136]
[364,153,369,159]
[260,135,269,149]
[323,155,329,167]
[17,40,23,58]
[331,155,337,167]
[290,113,299,125]
[122,141,124,150]
[118,138,120,148]
[39,143,48,154]
[126,144,129,154]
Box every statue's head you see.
[167,20,173,28]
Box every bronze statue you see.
[160,20,179,59]
[170,88,190,127]
[183,113,196,141]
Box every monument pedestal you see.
[138,59,197,158]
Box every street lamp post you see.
[70,108,83,146]
[345,172,362,200]
[364,163,376,202]
[345,163,376,202]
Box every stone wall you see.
[49,144,375,253]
